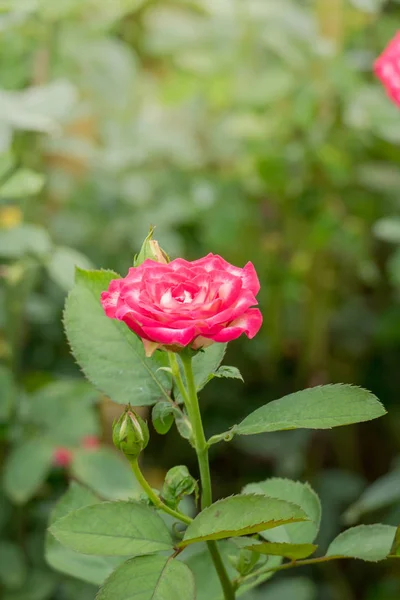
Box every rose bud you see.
[161,465,198,509]
[134,228,169,267]
[53,447,73,468]
[113,407,149,459]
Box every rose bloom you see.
[374,31,400,107]
[101,253,262,356]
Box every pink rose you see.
[374,32,400,106]
[101,253,262,356]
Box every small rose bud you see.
[134,227,169,267]
[113,407,149,459]
[161,465,198,509]
[53,447,73,468]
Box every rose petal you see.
[100,279,122,318]
[141,324,196,346]
[205,308,263,342]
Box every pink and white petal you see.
[168,258,193,271]
[205,290,258,327]
[115,304,162,328]
[241,262,260,295]
[207,308,263,342]
[119,313,152,341]
[141,324,196,346]
[100,279,122,318]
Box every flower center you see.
[175,290,193,304]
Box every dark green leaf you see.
[64,269,172,406]
[71,447,140,501]
[242,478,321,544]
[97,555,195,600]
[152,401,175,435]
[46,483,124,586]
[50,500,174,556]
[4,439,54,504]
[244,541,317,560]
[235,385,386,435]
[180,494,308,546]
[0,541,27,589]
[326,524,397,562]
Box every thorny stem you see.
[178,351,236,600]
[130,457,192,525]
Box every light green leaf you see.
[0,541,27,589]
[71,447,140,500]
[50,500,174,556]
[46,246,94,291]
[4,438,54,504]
[180,494,308,546]
[46,482,124,586]
[184,542,281,600]
[205,365,243,387]
[64,269,172,406]
[28,380,99,446]
[194,343,227,391]
[250,577,317,600]
[2,569,57,600]
[242,478,321,544]
[344,468,400,523]
[152,401,175,435]
[244,541,317,560]
[235,385,386,435]
[373,216,400,244]
[97,555,195,600]
[0,224,52,259]
[391,526,400,556]
[213,365,243,382]
[326,524,397,562]
[0,365,16,421]
[0,169,44,198]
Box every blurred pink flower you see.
[53,447,73,468]
[374,32,400,106]
[82,435,100,450]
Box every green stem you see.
[179,352,236,600]
[236,555,350,587]
[130,458,192,525]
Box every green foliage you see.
[46,483,124,586]
[0,365,16,421]
[181,494,308,546]
[3,438,54,504]
[243,541,317,560]
[235,385,386,435]
[96,556,196,600]
[50,500,174,556]
[64,268,172,406]
[152,401,176,435]
[326,524,397,562]
[0,541,27,589]
[70,448,140,501]
[242,479,321,544]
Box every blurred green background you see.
[1,1,400,599]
